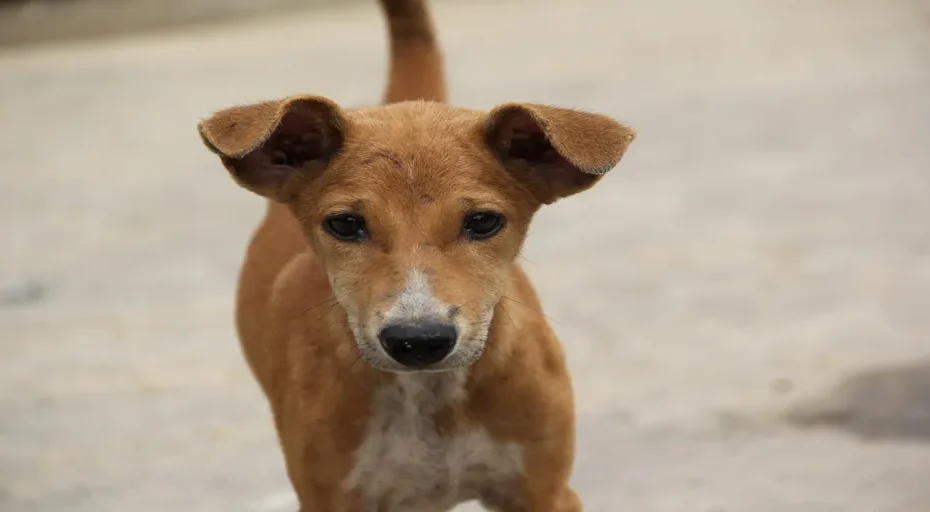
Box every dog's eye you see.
[462,212,505,240]
[324,214,367,242]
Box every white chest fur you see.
[345,371,523,511]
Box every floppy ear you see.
[197,95,346,202]
[485,103,636,204]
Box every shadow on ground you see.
[787,359,930,442]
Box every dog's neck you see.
[377,369,469,412]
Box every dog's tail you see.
[378,0,446,104]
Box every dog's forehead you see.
[313,103,515,205]
[346,102,485,156]
[348,101,483,129]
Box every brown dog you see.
[197,0,635,510]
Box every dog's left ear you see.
[485,103,635,204]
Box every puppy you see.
[197,0,635,510]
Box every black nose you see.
[378,322,456,368]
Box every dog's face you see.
[199,98,634,372]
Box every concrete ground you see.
[2,0,930,510]
[0,0,343,47]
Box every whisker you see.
[497,302,517,331]
[499,295,561,325]
[516,251,534,265]
[309,300,342,325]
[493,303,519,358]
[350,353,368,373]
[301,296,338,316]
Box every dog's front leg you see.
[524,487,582,512]
[278,406,367,512]
[481,457,582,512]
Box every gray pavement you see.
[2,0,930,510]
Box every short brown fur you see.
[197,1,635,510]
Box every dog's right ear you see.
[198,95,346,202]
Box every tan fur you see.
[197,1,635,510]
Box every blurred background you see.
[1,0,929,510]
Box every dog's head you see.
[199,98,634,373]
